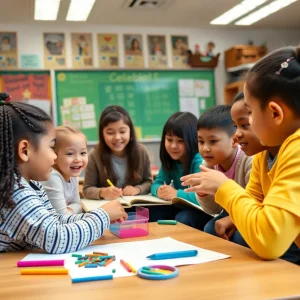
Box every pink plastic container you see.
[109,207,149,239]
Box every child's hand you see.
[215,216,236,240]
[181,165,229,195]
[101,200,128,222]
[100,187,123,200]
[123,186,140,196]
[196,192,208,197]
[157,185,177,200]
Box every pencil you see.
[106,179,125,200]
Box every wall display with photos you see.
[54,69,215,142]
[123,34,144,68]
[43,33,66,68]
[147,35,168,68]
[171,35,189,68]
[98,33,119,68]
[71,33,94,68]
[0,32,18,69]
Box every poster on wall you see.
[0,32,18,69]
[98,33,119,68]
[21,54,40,69]
[2,73,51,114]
[71,33,94,68]
[171,35,189,68]
[43,33,66,68]
[123,34,144,68]
[147,35,168,68]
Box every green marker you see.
[112,269,116,273]
[157,220,177,225]
[72,254,82,258]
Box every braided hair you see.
[0,92,52,213]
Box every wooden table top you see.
[1,223,300,300]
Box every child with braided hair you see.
[0,92,127,253]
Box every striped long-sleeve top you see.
[0,177,110,254]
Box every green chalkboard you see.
[55,70,215,142]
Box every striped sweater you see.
[0,178,109,254]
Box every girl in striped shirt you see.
[0,92,127,254]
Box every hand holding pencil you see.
[100,179,124,200]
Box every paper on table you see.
[21,237,230,279]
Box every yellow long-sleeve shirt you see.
[215,129,300,260]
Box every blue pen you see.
[146,250,198,260]
[72,275,113,283]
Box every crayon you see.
[20,268,68,275]
[17,260,64,267]
[72,275,113,283]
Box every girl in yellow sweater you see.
[182,46,300,262]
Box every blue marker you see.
[146,250,198,260]
[72,275,113,283]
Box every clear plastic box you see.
[109,207,149,239]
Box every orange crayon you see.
[20,268,68,275]
[104,258,114,267]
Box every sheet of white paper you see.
[179,97,199,118]
[21,237,230,279]
[195,80,210,97]
[178,79,194,97]
[200,99,206,110]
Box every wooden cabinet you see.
[224,45,267,104]
[224,80,244,105]
[225,45,267,69]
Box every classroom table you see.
[1,223,300,300]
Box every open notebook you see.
[81,195,213,216]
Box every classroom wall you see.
[1,23,299,167]
[1,23,299,104]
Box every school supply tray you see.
[188,53,220,68]
[109,207,149,239]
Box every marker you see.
[120,259,131,272]
[20,268,68,275]
[72,275,113,283]
[146,250,198,260]
[106,179,125,200]
[17,260,64,267]
[157,220,177,225]
[126,262,137,273]
[72,254,82,258]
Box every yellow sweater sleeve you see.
[215,134,300,260]
[246,154,264,203]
